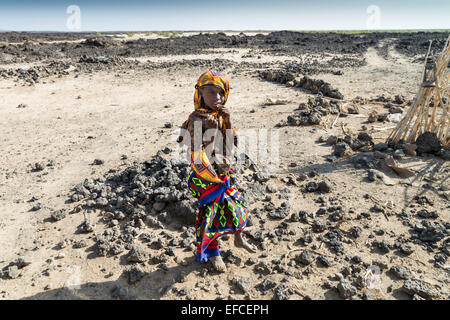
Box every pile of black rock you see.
[66,149,270,258]
[0,61,72,85]
[259,70,344,100]
[320,129,449,162]
[277,95,342,127]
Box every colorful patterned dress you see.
[188,163,248,262]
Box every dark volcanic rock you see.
[337,279,357,299]
[51,209,66,221]
[402,280,438,299]
[318,180,332,193]
[127,245,149,263]
[305,182,319,192]
[127,265,146,284]
[273,283,292,300]
[296,250,316,265]
[415,132,442,155]
[312,220,327,233]
[277,95,341,127]
[334,142,353,158]
[5,266,21,279]
[233,277,253,294]
[257,279,277,292]
[268,202,290,219]
[399,243,415,256]
[254,261,272,275]
[415,221,447,243]
[317,255,333,267]
[390,266,413,280]
[417,209,438,219]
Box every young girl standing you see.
[180,70,255,272]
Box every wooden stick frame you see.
[388,36,450,148]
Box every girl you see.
[179,70,255,272]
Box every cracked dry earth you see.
[0,33,449,300]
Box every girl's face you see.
[200,86,225,110]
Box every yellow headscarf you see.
[194,70,230,111]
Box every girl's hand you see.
[205,115,218,129]
[218,106,231,121]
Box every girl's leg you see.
[234,232,256,253]
[207,239,226,272]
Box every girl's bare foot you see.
[234,233,256,253]
[210,256,227,272]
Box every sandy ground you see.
[0,34,449,300]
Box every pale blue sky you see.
[0,0,449,31]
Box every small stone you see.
[434,253,447,263]
[15,255,32,268]
[312,220,327,233]
[337,279,357,299]
[51,209,66,221]
[399,244,415,256]
[296,250,316,265]
[257,278,277,292]
[128,265,146,284]
[73,239,88,249]
[416,132,442,155]
[32,162,45,172]
[317,255,332,268]
[318,180,332,193]
[402,280,438,299]
[93,159,104,165]
[372,240,391,253]
[127,245,149,263]
[347,105,359,114]
[6,266,21,279]
[305,182,319,192]
[390,266,413,280]
[268,202,290,219]
[326,135,338,145]
[372,259,388,271]
[334,142,353,158]
[79,220,94,233]
[377,113,388,122]
[57,238,71,249]
[96,197,108,207]
[350,226,362,238]
[273,284,291,300]
[110,244,125,255]
[368,112,378,123]
[254,261,272,275]
[30,203,43,211]
[234,277,253,294]
[417,209,438,219]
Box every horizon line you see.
[1,28,449,33]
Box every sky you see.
[0,0,449,32]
